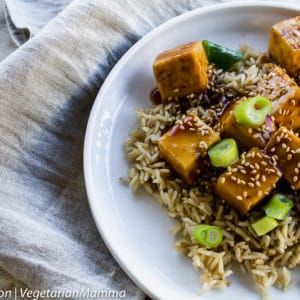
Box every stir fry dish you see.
[125,16,300,298]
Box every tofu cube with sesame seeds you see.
[219,101,276,150]
[269,16,300,76]
[255,64,300,129]
[265,127,300,190]
[215,147,282,213]
[153,41,208,102]
[158,114,220,184]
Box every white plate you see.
[84,2,300,299]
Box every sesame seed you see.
[256,152,263,159]
[198,141,208,149]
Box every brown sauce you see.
[150,88,162,105]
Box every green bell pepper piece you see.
[202,40,243,70]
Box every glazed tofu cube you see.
[256,64,300,129]
[153,41,208,102]
[269,16,300,75]
[215,148,281,213]
[265,127,300,190]
[219,101,276,150]
[158,114,220,184]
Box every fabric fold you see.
[4,0,72,45]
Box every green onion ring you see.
[251,216,278,236]
[192,225,223,248]
[264,193,294,220]
[208,138,239,168]
[234,96,272,126]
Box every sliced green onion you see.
[208,138,239,167]
[251,216,278,236]
[192,225,223,248]
[264,193,294,220]
[234,96,272,126]
[253,96,273,115]
[202,40,243,70]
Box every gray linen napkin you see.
[0,0,295,298]
[0,1,16,60]
[4,0,71,45]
